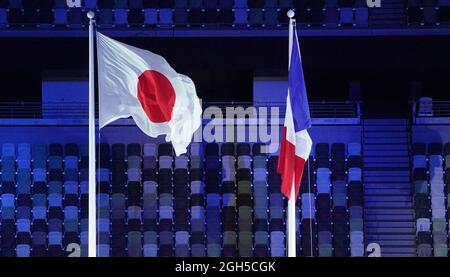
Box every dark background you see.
[1,35,449,117]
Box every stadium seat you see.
[248,9,263,26]
[0,8,7,28]
[416,218,431,233]
[125,8,143,26]
[234,0,247,8]
[434,243,448,257]
[144,9,158,26]
[0,141,369,257]
[84,0,97,8]
[97,9,113,27]
[159,9,173,26]
[417,243,433,257]
[53,9,68,26]
[348,168,362,181]
[324,7,339,27]
[114,9,128,26]
[67,8,84,27]
[234,8,248,25]
[263,8,277,27]
[413,155,427,169]
[423,7,438,25]
[340,7,354,26]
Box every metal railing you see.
[0,100,360,119]
[0,102,42,118]
[204,101,360,118]
[413,100,450,118]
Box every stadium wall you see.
[0,120,361,155]
[412,125,450,144]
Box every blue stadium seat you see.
[353,7,367,27]
[234,0,247,7]
[340,7,354,25]
[84,0,98,8]
[114,9,128,26]
[16,244,31,257]
[348,167,361,181]
[159,8,173,26]
[233,8,248,25]
[114,0,128,8]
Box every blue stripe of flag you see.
[288,27,311,133]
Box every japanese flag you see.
[97,32,202,155]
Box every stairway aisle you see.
[362,119,416,257]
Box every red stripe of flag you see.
[277,127,306,200]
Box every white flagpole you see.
[287,9,296,258]
[87,10,97,258]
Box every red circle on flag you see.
[137,70,176,123]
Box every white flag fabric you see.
[97,32,202,155]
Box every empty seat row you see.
[1,143,86,257]
[0,0,372,9]
[0,5,370,28]
[412,142,449,257]
[296,143,363,257]
[0,142,364,257]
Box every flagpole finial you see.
[87,10,95,19]
[287,9,295,19]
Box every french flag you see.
[277,26,313,200]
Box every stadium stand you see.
[412,142,449,257]
[0,141,363,257]
[34,1,450,29]
[6,0,450,29]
